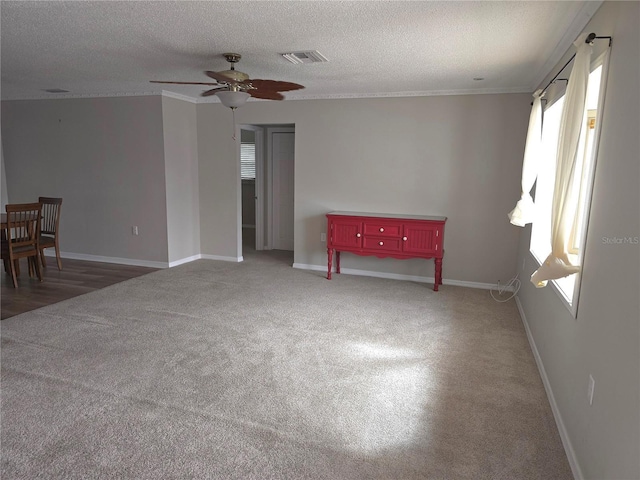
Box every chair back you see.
[6,203,42,249]
[39,197,63,236]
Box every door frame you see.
[266,126,295,250]
[239,125,265,250]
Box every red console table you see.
[326,211,447,291]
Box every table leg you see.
[336,251,341,274]
[327,248,333,280]
[434,258,443,291]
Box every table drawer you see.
[362,222,402,237]
[362,236,402,252]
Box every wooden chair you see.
[1,203,43,288]
[38,197,63,270]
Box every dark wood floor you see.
[1,258,158,320]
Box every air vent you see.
[43,88,70,93]
[281,51,328,65]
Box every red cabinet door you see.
[402,223,440,255]
[329,218,362,248]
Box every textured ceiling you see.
[0,1,601,102]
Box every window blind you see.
[241,142,256,179]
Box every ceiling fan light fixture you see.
[215,90,250,109]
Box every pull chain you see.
[231,108,237,140]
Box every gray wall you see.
[198,94,528,284]
[1,141,8,209]
[1,96,169,263]
[516,2,639,479]
[162,96,200,264]
[196,106,242,260]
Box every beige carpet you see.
[1,251,572,479]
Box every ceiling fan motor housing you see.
[218,70,250,83]
[219,53,249,83]
[223,53,242,64]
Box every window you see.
[568,107,597,255]
[241,141,256,179]
[530,61,606,313]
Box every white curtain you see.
[508,89,543,226]
[531,33,592,288]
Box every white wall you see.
[1,96,169,264]
[516,2,639,479]
[197,93,529,285]
[162,96,200,264]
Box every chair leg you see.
[40,249,47,268]
[55,242,62,270]
[33,255,43,282]
[9,258,18,288]
[3,259,9,274]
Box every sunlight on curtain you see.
[508,89,543,226]
[531,33,593,288]
[529,97,564,263]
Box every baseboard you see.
[445,278,515,292]
[292,263,514,292]
[170,254,244,267]
[200,254,243,263]
[48,251,244,268]
[515,296,583,480]
[51,251,169,269]
[168,254,202,268]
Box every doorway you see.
[239,124,295,256]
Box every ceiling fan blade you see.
[249,79,305,92]
[150,80,220,86]
[249,90,284,101]
[205,71,234,83]
[201,87,228,97]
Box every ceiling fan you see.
[150,53,304,109]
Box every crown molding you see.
[190,86,531,104]
[160,90,199,103]
[2,86,532,103]
[530,0,603,90]
[0,91,160,102]
[280,87,532,101]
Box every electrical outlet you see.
[320,232,326,242]
[132,226,139,236]
[588,374,595,405]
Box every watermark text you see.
[602,236,639,245]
